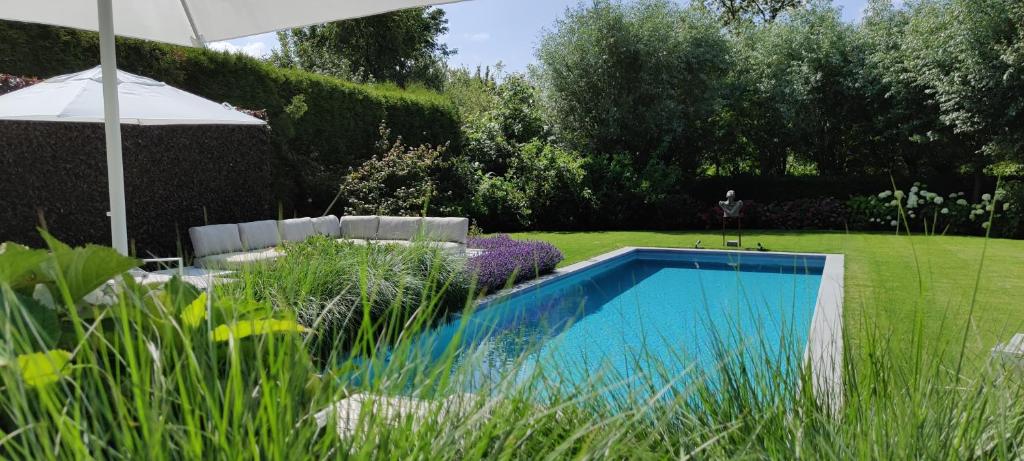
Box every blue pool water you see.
[411,249,825,395]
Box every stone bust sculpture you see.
[718,190,743,218]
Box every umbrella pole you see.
[98,0,129,255]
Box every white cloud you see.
[465,32,491,43]
[208,40,272,59]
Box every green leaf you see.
[15,350,72,387]
[211,319,307,342]
[39,231,140,304]
[0,242,50,291]
[181,292,208,328]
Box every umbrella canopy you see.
[1,0,465,47]
[0,0,466,254]
[0,66,265,125]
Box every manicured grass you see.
[512,230,1024,369]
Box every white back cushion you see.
[237,220,281,250]
[189,224,243,257]
[279,218,317,242]
[311,215,341,237]
[340,216,380,239]
[420,217,469,243]
[377,217,423,241]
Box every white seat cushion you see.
[340,216,380,239]
[237,220,281,250]
[189,224,243,258]
[279,217,317,243]
[420,217,469,244]
[195,248,283,269]
[312,215,342,237]
[377,217,423,241]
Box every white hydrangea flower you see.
[894,190,905,199]
[1004,203,1011,211]
[982,193,992,201]
[995,189,1006,201]
[982,222,990,229]
[986,205,993,212]
[941,208,949,214]
[910,186,919,193]
[956,199,968,206]
[949,193,957,198]
[934,197,943,205]
[890,220,898,226]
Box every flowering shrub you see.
[851,182,1014,235]
[0,73,40,96]
[339,124,454,216]
[466,235,563,293]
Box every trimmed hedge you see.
[0,20,461,215]
[0,121,274,257]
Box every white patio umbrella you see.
[0,66,266,126]
[0,0,466,254]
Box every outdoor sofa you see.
[188,215,469,269]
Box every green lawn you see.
[511,230,1024,369]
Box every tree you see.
[858,0,974,177]
[699,0,804,26]
[898,0,1023,166]
[271,8,453,89]
[536,0,729,172]
[722,5,877,176]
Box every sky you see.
[211,0,871,74]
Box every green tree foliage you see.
[536,0,730,171]
[898,0,1023,164]
[724,5,877,175]
[700,0,805,26]
[272,8,453,89]
[471,140,594,230]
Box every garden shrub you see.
[337,125,457,217]
[466,234,563,293]
[844,182,1020,236]
[0,121,274,257]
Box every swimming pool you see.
[413,247,844,399]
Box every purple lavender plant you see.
[466,235,563,293]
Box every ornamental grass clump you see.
[466,234,563,293]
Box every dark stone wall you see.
[0,121,275,257]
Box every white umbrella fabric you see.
[0,66,266,125]
[0,0,465,254]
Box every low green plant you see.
[225,236,470,355]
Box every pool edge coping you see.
[476,246,845,407]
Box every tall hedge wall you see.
[0,121,275,257]
[0,20,462,215]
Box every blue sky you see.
[212,0,871,74]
